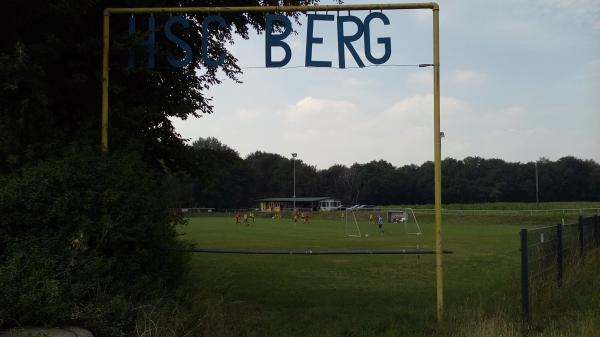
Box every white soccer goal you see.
[344,208,362,238]
[387,208,422,235]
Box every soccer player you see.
[377,215,384,234]
[304,213,310,224]
[369,213,375,224]
[235,212,240,224]
[243,213,249,226]
[249,212,255,223]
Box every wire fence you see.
[520,215,600,322]
[412,208,600,216]
[178,207,600,217]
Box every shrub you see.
[0,149,189,336]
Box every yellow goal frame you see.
[101,2,444,322]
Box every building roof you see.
[256,197,335,202]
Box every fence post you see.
[594,214,600,247]
[578,216,584,258]
[520,228,530,323]
[556,224,563,287]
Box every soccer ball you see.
[365,234,369,238]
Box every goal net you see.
[342,206,384,238]
[387,208,422,235]
[344,208,362,238]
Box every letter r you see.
[337,15,365,69]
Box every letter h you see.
[128,15,156,69]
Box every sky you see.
[171,0,600,169]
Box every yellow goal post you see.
[100,2,444,322]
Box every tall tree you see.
[318,164,350,202]
[0,0,319,173]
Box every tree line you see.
[167,137,600,208]
[0,1,319,334]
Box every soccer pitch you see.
[181,211,597,337]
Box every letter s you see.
[165,16,193,68]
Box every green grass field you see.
[179,204,599,337]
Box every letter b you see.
[265,14,292,67]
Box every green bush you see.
[0,150,189,336]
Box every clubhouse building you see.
[257,197,342,212]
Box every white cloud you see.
[235,108,262,121]
[449,69,487,85]
[408,69,487,86]
[414,9,432,23]
[442,103,558,161]
[537,0,600,29]
[587,58,600,75]
[172,90,595,168]
[408,71,432,85]
[384,94,467,125]
[377,95,555,163]
[342,76,375,87]
[285,96,358,122]
[496,18,544,39]
[280,94,474,166]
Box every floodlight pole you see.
[292,153,297,210]
[535,161,539,207]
